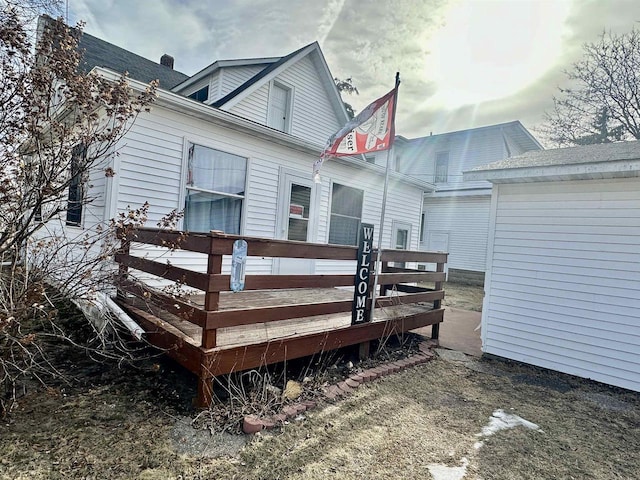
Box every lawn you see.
[1,283,638,479]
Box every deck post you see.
[431,261,445,340]
[196,371,214,408]
[202,247,222,349]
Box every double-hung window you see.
[184,143,247,234]
[328,183,363,246]
[66,144,86,226]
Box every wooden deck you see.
[115,228,447,407]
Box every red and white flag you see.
[313,85,397,181]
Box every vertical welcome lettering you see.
[352,223,374,324]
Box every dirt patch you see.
[441,282,484,311]
[2,340,639,479]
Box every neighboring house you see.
[44,19,433,278]
[465,141,640,392]
[388,122,543,283]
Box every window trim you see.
[266,79,294,133]
[327,182,364,246]
[179,138,249,234]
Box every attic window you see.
[188,86,209,102]
[267,82,292,132]
[435,151,449,184]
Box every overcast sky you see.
[68,0,640,144]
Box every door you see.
[274,169,318,274]
[391,221,411,268]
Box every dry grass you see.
[441,281,485,311]
[2,352,638,479]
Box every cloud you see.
[69,0,640,140]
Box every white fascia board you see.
[92,67,430,190]
[464,159,640,183]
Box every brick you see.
[293,403,307,414]
[261,417,276,429]
[345,378,360,389]
[283,405,298,418]
[302,399,317,410]
[419,342,431,354]
[349,374,364,383]
[243,415,263,434]
[324,386,341,400]
[273,413,287,423]
[360,370,376,382]
[337,382,354,394]
[388,363,401,373]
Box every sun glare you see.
[426,0,571,107]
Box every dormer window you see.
[267,81,292,132]
[188,86,209,102]
[435,151,449,183]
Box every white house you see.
[53,24,434,278]
[465,141,640,392]
[391,122,543,283]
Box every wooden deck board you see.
[122,288,436,349]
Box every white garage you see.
[464,141,640,392]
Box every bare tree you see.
[0,7,156,413]
[334,77,359,119]
[541,28,640,146]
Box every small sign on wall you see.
[352,223,374,324]
[289,204,304,218]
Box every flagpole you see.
[369,72,400,322]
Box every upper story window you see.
[66,144,86,226]
[267,82,292,132]
[328,183,363,246]
[188,86,209,102]
[184,143,247,234]
[435,151,449,184]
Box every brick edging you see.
[242,340,438,434]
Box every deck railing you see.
[114,227,447,405]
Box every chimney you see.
[160,54,174,69]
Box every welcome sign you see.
[352,223,374,324]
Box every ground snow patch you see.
[478,409,540,438]
[427,457,469,480]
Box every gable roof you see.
[171,56,280,93]
[209,42,350,124]
[464,140,640,183]
[401,121,543,153]
[77,31,189,88]
[210,43,313,107]
[37,16,190,88]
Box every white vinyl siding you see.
[219,65,265,97]
[422,195,491,272]
[113,105,423,281]
[483,178,640,392]
[227,55,342,145]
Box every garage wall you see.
[482,178,640,392]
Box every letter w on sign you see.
[352,223,374,324]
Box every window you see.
[66,144,86,226]
[184,143,247,234]
[267,82,291,132]
[188,86,209,102]
[328,183,363,246]
[435,151,449,183]
[364,155,376,164]
[420,212,426,242]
